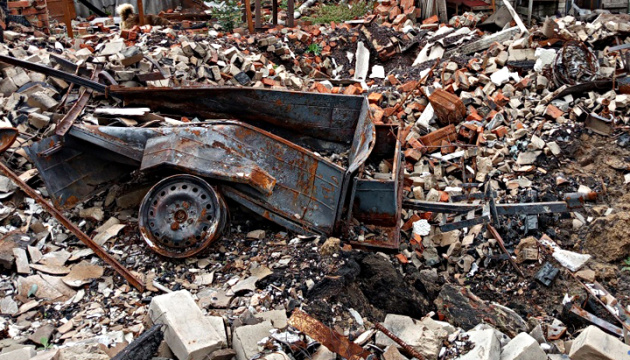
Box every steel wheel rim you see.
[139,174,226,258]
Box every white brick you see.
[500,333,546,360]
[149,290,226,360]
[569,325,630,360]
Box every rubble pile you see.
[0,0,629,360]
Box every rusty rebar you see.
[0,160,145,292]
[374,322,425,360]
[486,224,525,278]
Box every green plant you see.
[279,0,289,10]
[302,1,370,24]
[39,337,53,350]
[211,0,242,32]
[623,257,630,272]
[305,43,322,55]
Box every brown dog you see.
[116,4,171,30]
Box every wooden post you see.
[491,0,496,12]
[244,0,255,33]
[527,0,533,26]
[287,0,294,27]
[64,0,74,38]
[254,0,262,29]
[137,0,145,26]
[272,0,278,25]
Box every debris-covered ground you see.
[1,0,630,359]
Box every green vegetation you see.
[211,0,242,32]
[302,1,371,24]
[305,43,322,55]
[39,337,53,350]
[623,257,630,272]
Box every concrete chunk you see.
[149,290,226,360]
[569,325,630,360]
[375,314,442,359]
[456,329,500,360]
[0,346,37,360]
[500,333,546,360]
[233,320,274,360]
[254,310,288,329]
[27,92,58,111]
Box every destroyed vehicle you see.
[26,86,403,258]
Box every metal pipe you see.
[486,224,525,278]
[0,55,110,95]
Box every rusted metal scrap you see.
[288,310,372,360]
[487,224,525,278]
[568,303,624,337]
[585,112,614,136]
[0,128,146,292]
[374,323,425,360]
[553,41,600,86]
[0,54,407,255]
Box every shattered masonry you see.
[0,1,629,360]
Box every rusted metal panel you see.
[25,135,135,209]
[348,124,402,249]
[112,86,365,143]
[141,132,277,195]
[288,310,372,360]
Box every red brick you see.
[404,148,424,162]
[343,84,360,95]
[398,80,417,93]
[492,125,508,138]
[370,104,384,123]
[262,78,275,86]
[422,15,439,24]
[402,214,421,231]
[395,253,408,264]
[387,74,399,85]
[8,1,31,8]
[545,104,564,119]
[367,92,383,104]
[312,82,330,93]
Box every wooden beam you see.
[501,0,528,34]
[444,26,519,56]
[272,0,278,25]
[64,0,74,38]
[137,0,145,26]
[254,0,262,29]
[287,0,295,27]
[244,0,255,33]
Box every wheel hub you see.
[139,175,227,258]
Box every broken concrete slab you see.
[500,332,546,360]
[232,320,274,360]
[375,314,442,359]
[568,325,630,360]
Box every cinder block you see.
[149,290,226,360]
